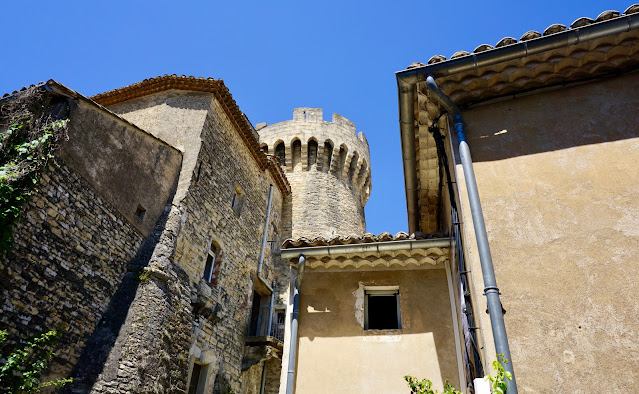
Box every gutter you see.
[280,237,450,259]
[285,254,306,394]
[395,12,639,234]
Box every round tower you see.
[257,108,371,239]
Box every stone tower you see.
[257,108,371,239]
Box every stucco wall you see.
[108,90,211,202]
[454,71,639,393]
[58,99,183,236]
[295,269,459,393]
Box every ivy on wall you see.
[0,86,69,255]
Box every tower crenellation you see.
[258,108,371,239]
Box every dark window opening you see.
[324,141,333,170]
[188,363,203,394]
[292,139,301,170]
[308,140,318,168]
[336,145,347,176]
[275,142,286,167]
[135,204,146,221]
[365,289,401,330]
[248,291,263,336]
[232,186,245,214]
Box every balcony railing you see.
[247,306,285,343]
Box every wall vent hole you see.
[135,204,146,221]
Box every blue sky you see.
[1,0,632,235]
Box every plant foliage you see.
[0,330,72,393]
[405,354,512,393]
[485,354,513,394]
[0,86,68,255]
[404,376,461,394]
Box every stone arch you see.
[274,140,285,168]
[260,143,268,154]
[323,139,334,172]
[336,144,348,177]
[291,138,302,171]
[307,138,318,170]
[347,151,359,181]
[356,158,368,187]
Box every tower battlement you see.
[258,108,372,238]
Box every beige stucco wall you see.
[295,269,459,393]
[453,71,639,393]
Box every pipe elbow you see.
[425,75,462,120]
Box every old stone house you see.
[1,76,293,393]
[2,5,639,394]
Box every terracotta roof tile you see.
[473,44,494,53]
[407,5,638,69]
[596,10,620,22]
[91,75,291,195]
[570,17,595,28]
[282,231,447,249]
[543,24,566,36]
[451,50,470,59]
[520,30,542,41]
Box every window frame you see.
[203,241,223,286]
[364,286,402,330]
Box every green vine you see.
[405,354,512,393]
[0,330,72,392]
[0,86,68,255]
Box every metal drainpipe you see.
[258,185,274,277]
[425,74,517,393]
[259,289,276,394]
[285,254,306,394]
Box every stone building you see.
[257,108,371,239]
[0,76,293,393]
[0,79,376,393]
[3,5,639,394]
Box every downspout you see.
[425,75,517,393]
[259,288,276,394]
[285,254,306,394]
[258,184,274,278]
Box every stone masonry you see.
[258,108,371,239]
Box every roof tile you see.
[282,231,447,249]
[520,30,542,41]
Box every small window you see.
[231,186,245,214]
[203,242,223,286]
[365,287,401,330]
[187,362,209,394]
[135,204,146,221]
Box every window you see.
[365,287,401,330]
[231,185,245,214]
[203,242,223,286]
[187,362,209,394]
[275,142,286,167]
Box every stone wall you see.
[258,108,370,238]
[173,97,287,393]
[0,158,145,380]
